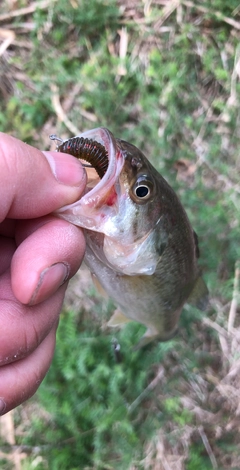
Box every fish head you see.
[55,128,170,275]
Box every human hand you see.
[0,133,87,415]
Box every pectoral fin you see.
[187,275,209,311]
[107,309,131,327]
[91,273,109,299]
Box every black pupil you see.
[135,185,149,198]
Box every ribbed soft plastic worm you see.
[55,136,109,178]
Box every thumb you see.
[0,133,86,220]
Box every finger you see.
[0,236,16,275]
[0,133,86,220]
[0,322,57,415]
[11,217,85,304]
[0,270,66,365]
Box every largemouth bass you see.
[53,128,208,348]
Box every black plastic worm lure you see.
[50,135,109,179]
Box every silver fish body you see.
[55,128,208,347]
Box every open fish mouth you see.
[50,127,117,187]
[52,128,125,232]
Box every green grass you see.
[1,0,240,468]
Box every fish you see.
[53,127,208,348]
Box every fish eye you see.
[135,185,150,198]
[132,175,154,202]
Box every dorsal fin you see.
[193,230,200,258]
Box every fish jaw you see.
[55,128,125,233]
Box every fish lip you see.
[55,128,125,228]
[72,127,117,190]
[59,127,118,199]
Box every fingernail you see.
[42,151,86,186]
[29,262,70,305]
[0,398,6,415]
